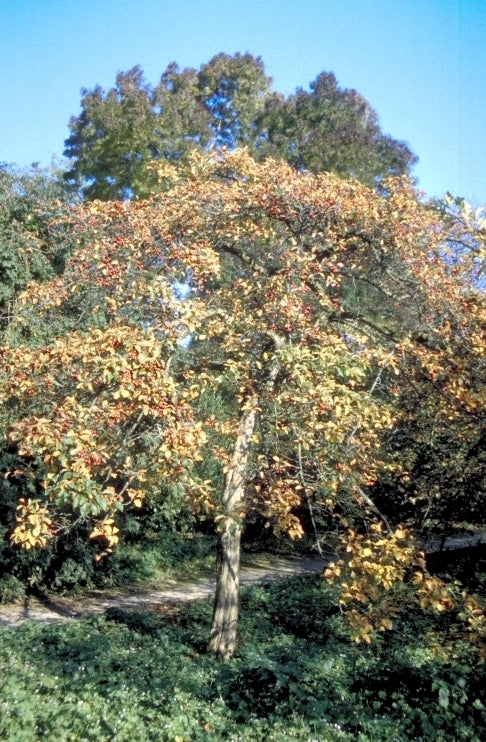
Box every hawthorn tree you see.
[1,150,484,660]
[363,194,486,532]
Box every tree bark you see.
[207,395,258,661]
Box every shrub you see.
[0,573,25,603]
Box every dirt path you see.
[0,555,327,629]
[1,531,484,630]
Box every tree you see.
[198,52,271,148]
[2,150,484,660]
[362,194,486,534]
[0,162,73,337]
[64,56,415,200]
[64,54,271,200]
[253,71,416,183]
[153,63,213,158]
[64,66,161,200]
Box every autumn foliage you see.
[1,149,485,656]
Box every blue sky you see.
[1,0,485,204]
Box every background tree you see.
[253,71,416,183]
[198,52,271,148]
[64,66,160,200]
[64,55,416,200]
[64,54,271,200]
[152,62,213,158]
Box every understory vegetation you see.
[1,572,485,742]
[0,525,218,603]
[0,494,309,603]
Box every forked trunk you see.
[207,396,258,661]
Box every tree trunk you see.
[207,516,242,662]
[207,396,258,661]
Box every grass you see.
[1,574,485,742]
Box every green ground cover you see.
[1,574,485,742]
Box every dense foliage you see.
[1,47,485,741]
[1,574,485,741]
[0,163,73,334]
[63,53,416,199]
[1,149,484,661]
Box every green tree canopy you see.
[0,162,73,335]
[64,66,161,201]
[253,71,416,183]
[64,54,416,200]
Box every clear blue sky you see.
[1,0,485,204]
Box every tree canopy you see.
[63,53,416,200]
[0,162,74,335]
[2,149,484,660]
[253,71,416,183]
